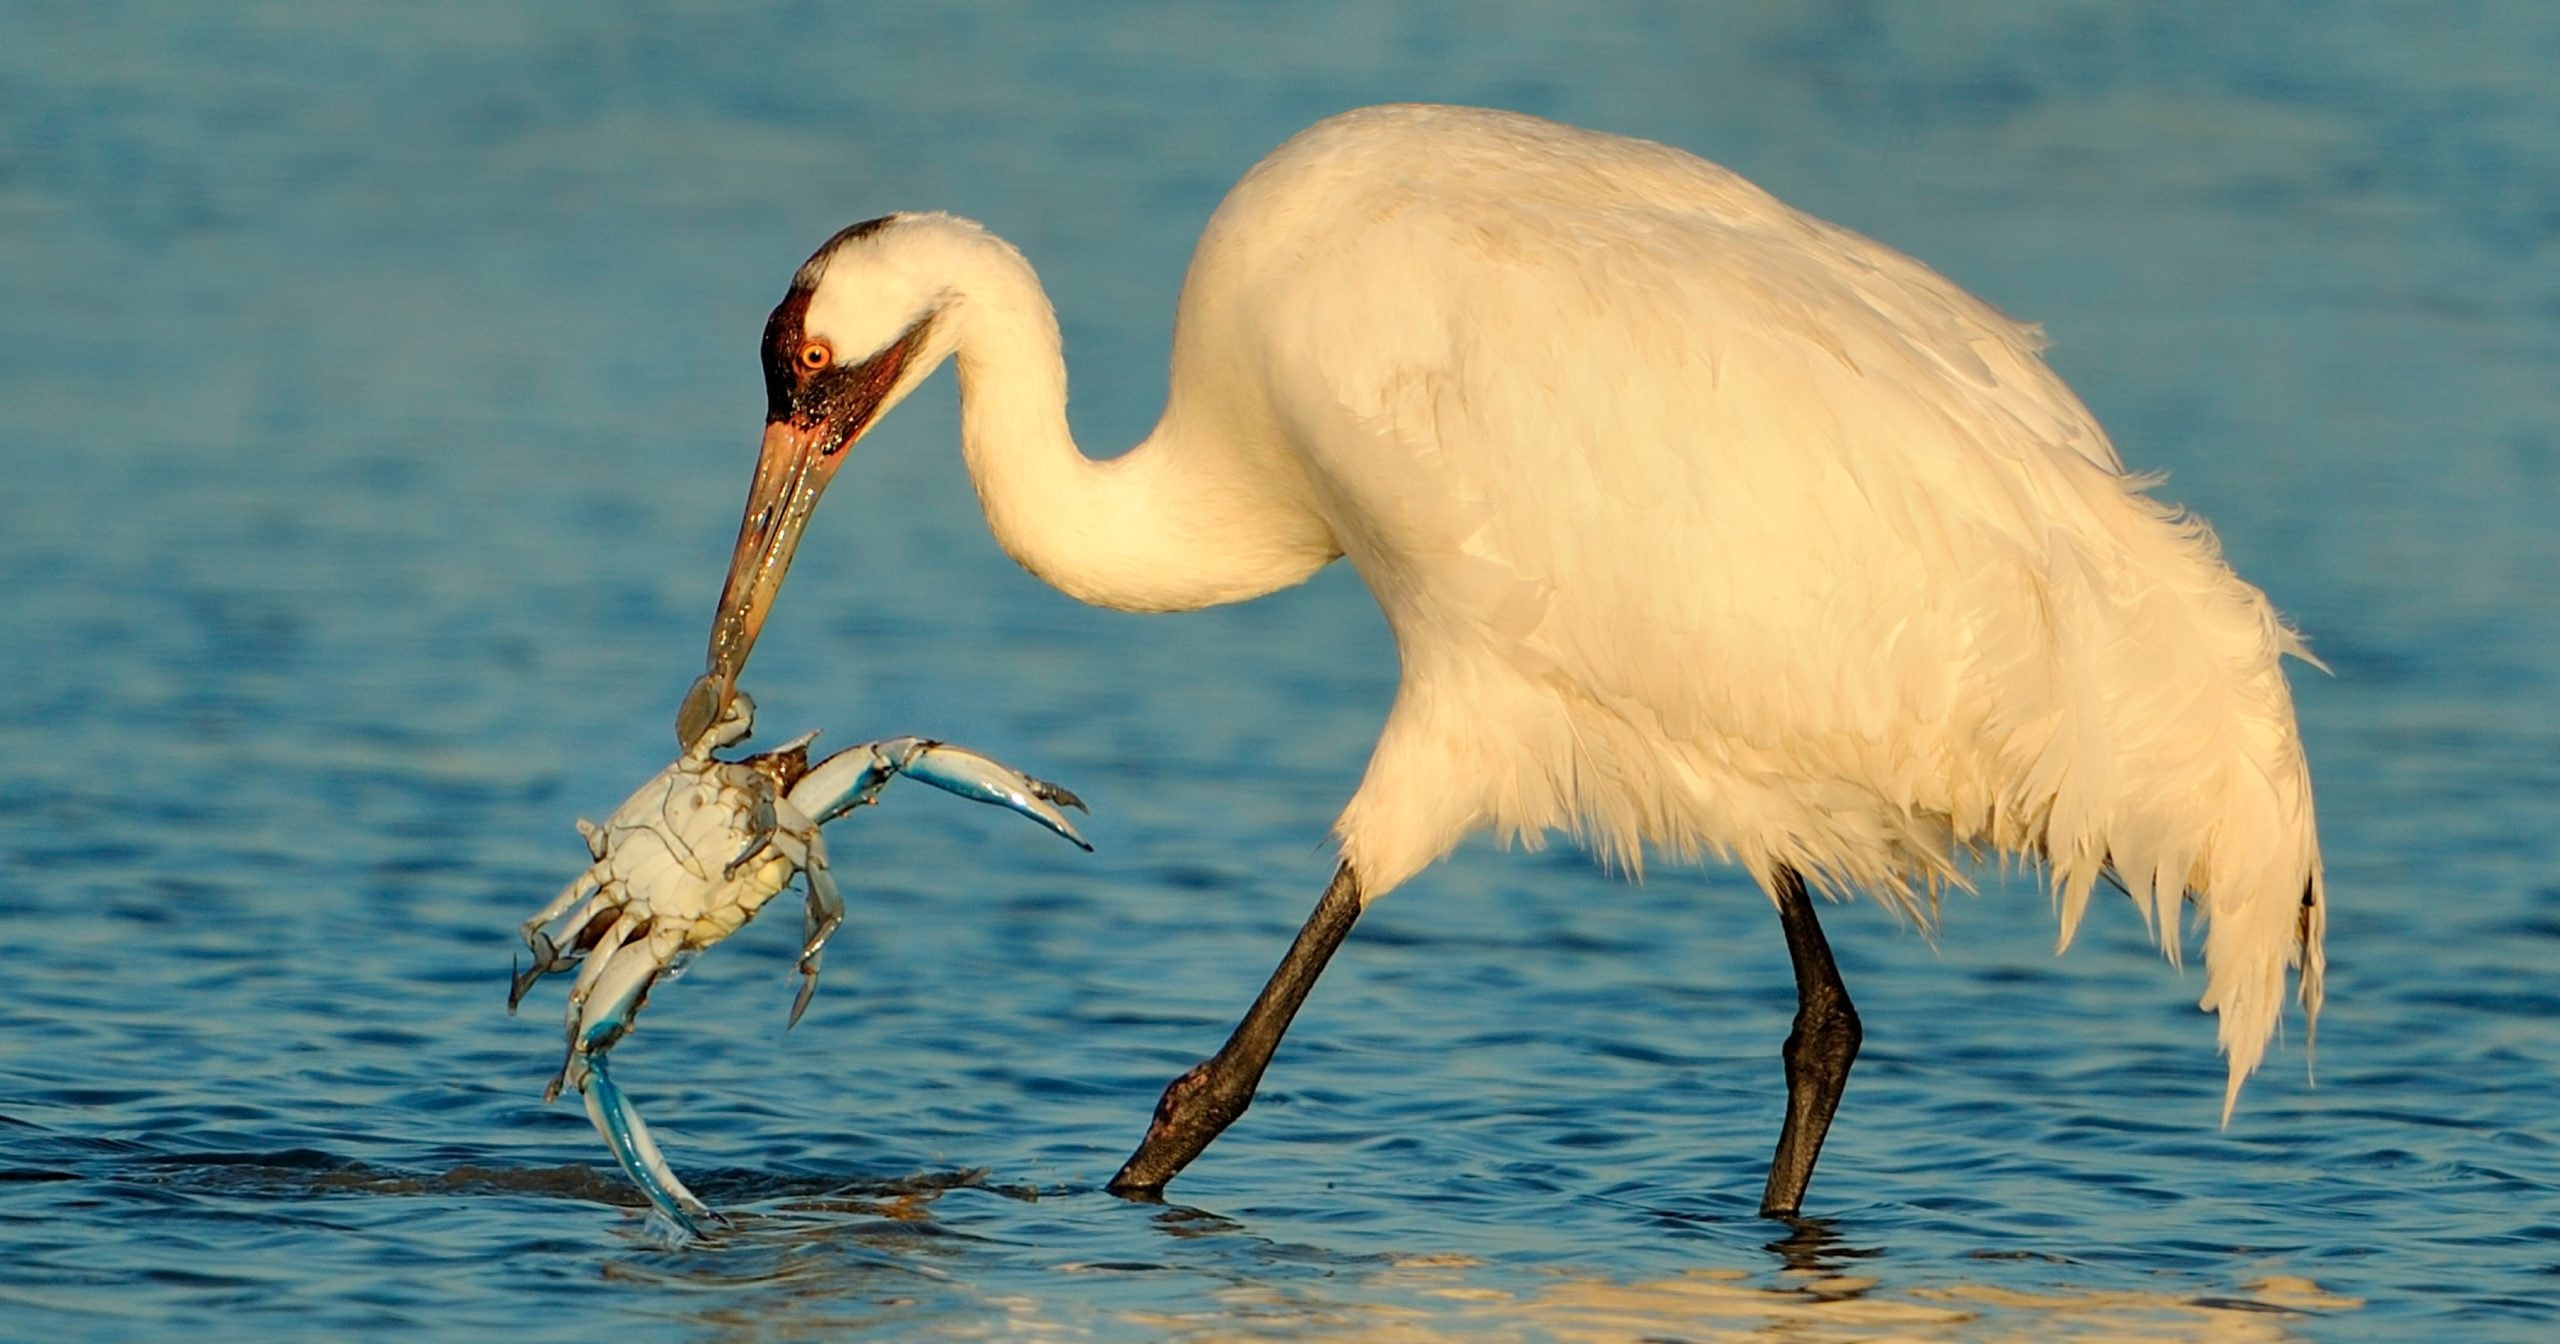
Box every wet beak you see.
[679,417,849,745]
[678,306,937,746]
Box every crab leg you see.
[790,837,843,1029]
[518,878,639,1006]
[509,867,603,1007]
[508,955,559,1014]
[521,865,601,951]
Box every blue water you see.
[4,3,2556,1339]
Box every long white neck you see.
[934,230,1337,612]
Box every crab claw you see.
[792,738,1093,851]
[582,1051,722,1238]
[549,925,727,1236]
[897,743,1092,849]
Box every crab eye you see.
[797,341,831,372]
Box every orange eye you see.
[797,341,831,371]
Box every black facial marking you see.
[758,304,937,457]
[805,313,936,446]
[760,287,817,421]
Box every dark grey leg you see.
[1759,864,1862,1218]
[1107,863,1364,1196]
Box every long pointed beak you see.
[680,418,847,745]
[677,308,938,746]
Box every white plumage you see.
[707,104,2324,1194]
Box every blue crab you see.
[509,689,1088,1235]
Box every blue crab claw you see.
[764,738,1085,1028]
[791,737,1093,851]
[581,1052,724,1239]
[898,744,1092,849]
[556,937,727,1237]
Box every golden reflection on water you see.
[592,1182,2362,1342]
[1127,1258,2362,1343]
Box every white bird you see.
[679,104,2326,1217]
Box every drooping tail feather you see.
[2014,484,2324,1120]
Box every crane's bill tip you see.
[676,674,722,748]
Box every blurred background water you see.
[3,2,2555,1339]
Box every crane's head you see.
[681,213,964,744]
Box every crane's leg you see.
[1107,863,1363,1196]
[1759,864,1862,1218]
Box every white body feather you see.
[798,104,2325,1113]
